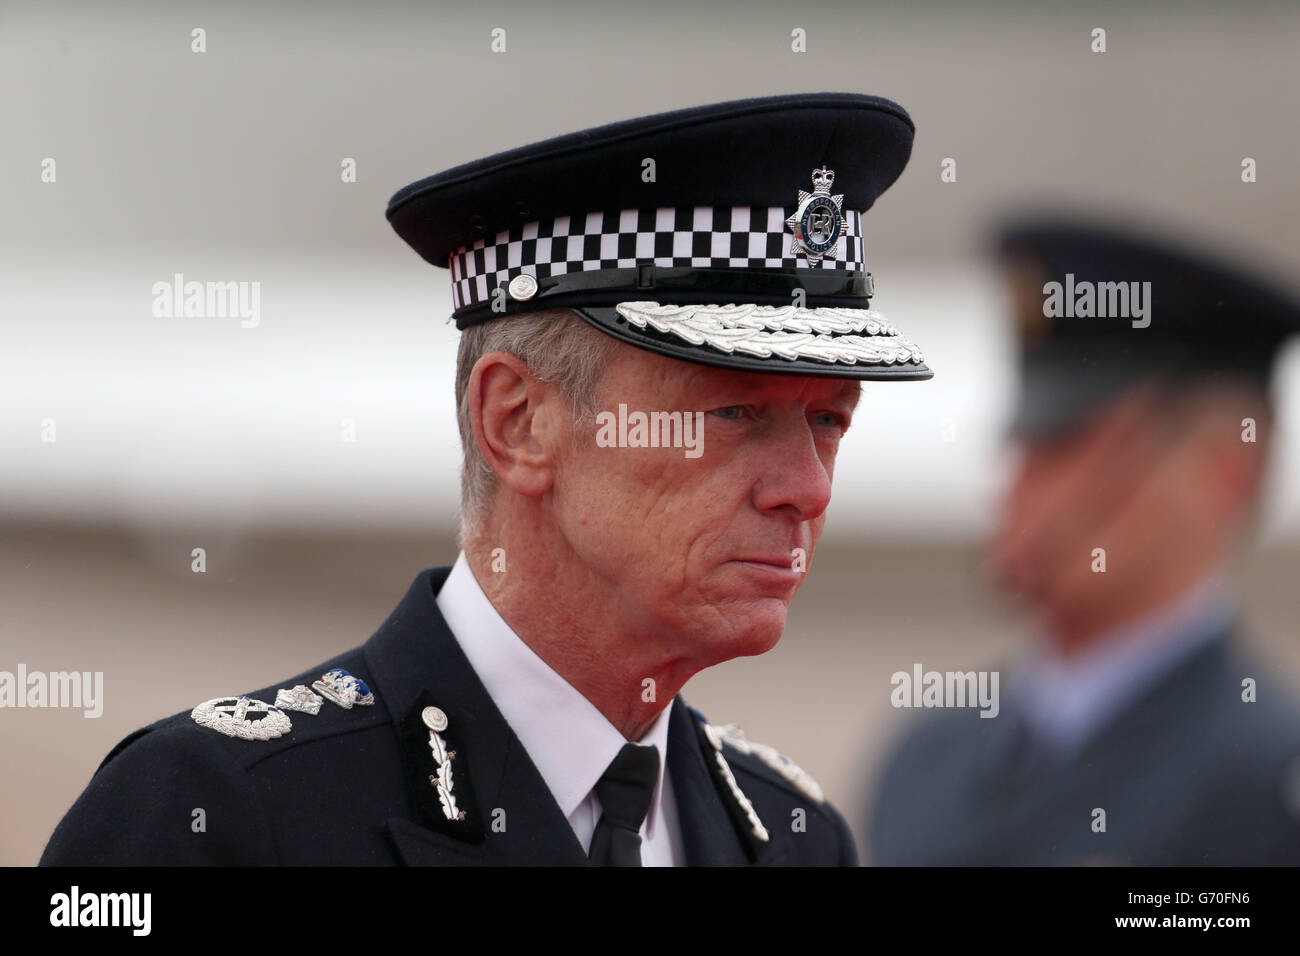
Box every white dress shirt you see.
[435,551,684,866]
[1012,575,1237,757]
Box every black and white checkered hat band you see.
[448,206,865,311]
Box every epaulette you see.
[705,721,826,804]
[188,667,377,742]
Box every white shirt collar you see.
[434,551,674,833]
[1014,576,1236,752]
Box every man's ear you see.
[1198,411,1267,527]
[468,351,560,500]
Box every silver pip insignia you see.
[274,685,323,715]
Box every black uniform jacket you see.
[41,567,857,866]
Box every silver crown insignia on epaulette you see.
[312,668,376,709]
[709,723,825,804]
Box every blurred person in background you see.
[867,218,1300,865]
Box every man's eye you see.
[813,411,848,429]
[709,405,747,420]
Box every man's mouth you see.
[727,556,806,588]
[733,556,798,569]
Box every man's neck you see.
[461,534,698,741]
[1046,567,1232,660]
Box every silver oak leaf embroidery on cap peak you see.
[615,302,924,366]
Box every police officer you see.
[42,93,932,866]
[868,217,1300,865]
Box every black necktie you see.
[588,742,660,866]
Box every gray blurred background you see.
[3,0,1299,865]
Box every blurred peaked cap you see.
[994,216,1300,439]
[385,93,932,382]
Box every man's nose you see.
[749,420,834,521]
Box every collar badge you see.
[422,705,465,822]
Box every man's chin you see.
[701,600,789,661]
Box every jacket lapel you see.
[668,700,787,865]
[364,568,588,866]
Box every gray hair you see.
[455,308,619,539]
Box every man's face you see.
[987,388,1241,637]
[547,343,861,667]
